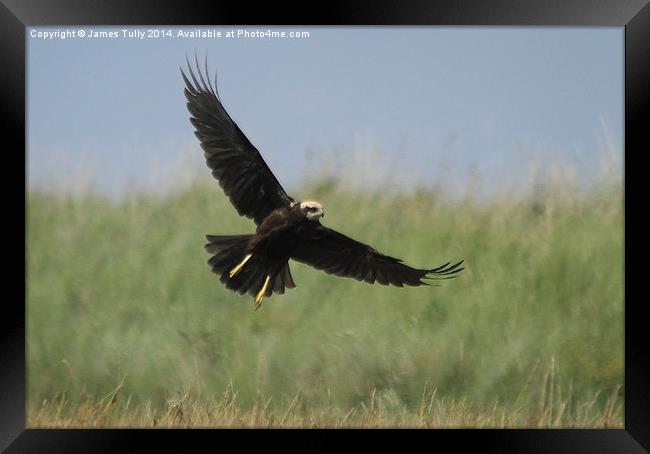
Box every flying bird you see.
[181,57,464,310]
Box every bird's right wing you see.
[182,57,295,224]
[290,224,464,287]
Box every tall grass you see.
[29,376,623,428]
[26,166,623,427]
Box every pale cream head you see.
[300,201,324,221]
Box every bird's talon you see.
[229,253,252,278]
[254,275,271,310]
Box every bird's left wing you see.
[290,224,463,287]
[182,57,294,224]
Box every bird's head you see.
[300,201,324,221]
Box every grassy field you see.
[26,173,624,428]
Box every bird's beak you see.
[320,210,325,218]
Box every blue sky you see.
[27,27,623,199]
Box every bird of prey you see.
[181,57,464,310]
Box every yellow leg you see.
[254,275,271,311]
[229,253,252,278]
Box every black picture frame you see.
[2,0,648,451]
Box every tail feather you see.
[205,234,251,254]
[205,234,296,300]
[273,274,284,294]
[234,260,264,295]
[282,263,296,289]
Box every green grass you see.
[26,175,623,427]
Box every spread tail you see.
[205,235,296,303]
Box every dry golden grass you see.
[29,380,623,429]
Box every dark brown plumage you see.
[181,57,294,225]
[182,57,463,309]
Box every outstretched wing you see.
[182,57,294,224]
[290,224,464,287]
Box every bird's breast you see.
[249,211,307,260]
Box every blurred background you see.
[27,26,623,426]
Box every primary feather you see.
[182,57,294,224]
